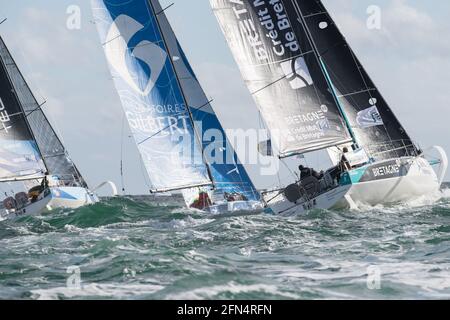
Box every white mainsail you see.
[92,0,213,193]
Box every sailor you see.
[298,165,312,180]
[27,173,50,203]
[40,172,50,190]
[339,147,352,171]
[190,192,212,210]
[312,170,324,180]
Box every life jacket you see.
[190,192,212,210]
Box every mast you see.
[0,37,48,172]
[209,0,353,159]
[312,1,396,147]
[92,0,214,193]
[147,0,215,188]
[288,0,416,159]
[287,0,357,147]
[146,0,260,201]
[0,36,87,186]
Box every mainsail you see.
[210,0,352,158]
[0,36,87,186]
[149,0,260,200]
[0,40,45,181]
[0,36,84,184]
[281,0,417,159]
[93,0,259,199]
[92,0,213,193]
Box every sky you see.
[0,0,449,195]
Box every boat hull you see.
[338,156,441,207]
[207,200,264,215]
[1,187,99,220]
[263,184,351,215]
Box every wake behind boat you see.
[0,36,101,220]
[91,0,263,215]
[210,0,447,214]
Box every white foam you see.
[349,188,447,214]
[165,281,299,300]
[30,282,165,300]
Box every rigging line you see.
[3,39,86,183]
[320,37,397,146]
[156,3,175,15]
[250,61,309,96]
[102,34,121,47]
[0,46,44,169]
[0,101,47,132]
[147,0,215,187]
[137,98,214,145]
[289,0,356,144]
[276,1,328,113]
[0,18,7,25]
[138,153,153,192]
[347,47,396,143]
[280,157,298,181]
[120,114,126,193]
[17,45,47,105]
[316,2,405,147]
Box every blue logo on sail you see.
[92,0,211,192]
[104,15,167,96]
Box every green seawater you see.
[0,188,449,300]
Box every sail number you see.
[0,97,12,133]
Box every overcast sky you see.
[1,0,449,195]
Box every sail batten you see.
[147,0,216,187]
[0,37,87,186]
[92,0,213,192]
[0,37,47,181]
[210,0,353,158]
[150,0,260,200]
[290,0,416,158]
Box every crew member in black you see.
[340,147,352,171]
[298,165,312,180]
[40,172,50,190]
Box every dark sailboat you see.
[210,0,447,213]
[0,36,99,219]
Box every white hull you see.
[338,156,443,208]
[182,187,264,215]
[1,187,99,220]
[263,184,351,215]
[207,200,264,215]
[263,148,447,215]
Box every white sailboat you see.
[91,0,263,214]
[210,0,447,214]
[0,36,102,220]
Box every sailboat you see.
[0,36,101,220]
[91,0,262,214]
[210,0,447,214]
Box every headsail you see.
[0,37,87,186]
[92,0,212,192]
[0,38,46,181]
[290,0,417,159]
[150,0,260,200]
[210,0,352,158]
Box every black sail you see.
[210,0,352,158]
[0,42,46,181]
[0,37,87,186]
[289,0,417,159]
